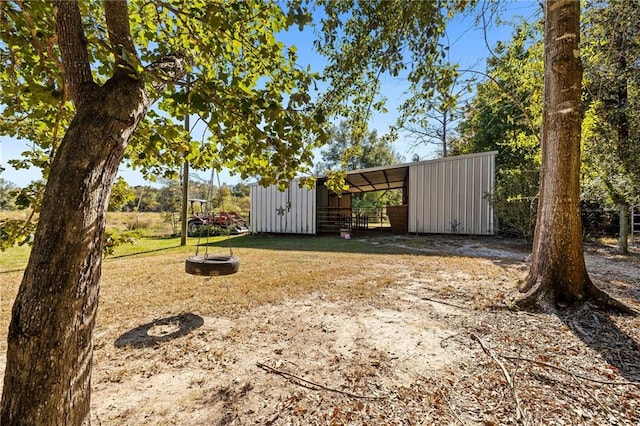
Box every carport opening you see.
[316,164,409,234]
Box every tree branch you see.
[53,0,93,105]
[104,0,139,77]
[256,362,386,400]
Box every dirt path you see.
[88,238,640,425]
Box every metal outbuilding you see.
[249,151,497,236]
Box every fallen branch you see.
[502,356,640,387]
[471,334,526,423]
[256,362,386,400]
[408,293,468,310]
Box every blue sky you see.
[0,1,541,189]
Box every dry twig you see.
[502,355,640,387]
[256,362,386,400]
[409,293,468,310]
[471,334,526,423]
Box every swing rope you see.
[185,168,239,276]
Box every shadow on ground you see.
[115,313,204,349]
[560,307,640,384]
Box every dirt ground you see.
[3,235,640,425]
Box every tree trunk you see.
[1,76,149,425]
[518,0,587,310]
[517,0,636,315]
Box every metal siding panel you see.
[438,161,445,233]
[455,158,462,233]
[257,185,263,232]
[488,153,495,234]
[258,186,264,232]
[249,181,316,234]
[415,163,424,233]
[266,186,272,232]
[417,163,424,233]
[296,184,304,234]
[477,156,484,234]
[250,185,256,232]
[427,162,434,232]
[412,163,422,233]
[467,158,475,234]
[444,160,452,233]
[410,164,418,233]
[480,155,488,234]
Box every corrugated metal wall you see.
[408,151,496,235]
[249,180,316,234]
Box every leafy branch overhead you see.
[0,0,327,190]
[315,0,468,130]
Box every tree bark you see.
[518,0,587,309]
[1,76,150,426]
[619,203,629,254]
[517,0,637,315]
[1,1,152,423]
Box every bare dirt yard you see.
[1,234,639,425]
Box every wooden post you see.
[619,203,629,254]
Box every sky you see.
[0,1,541,189]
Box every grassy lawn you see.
[0,216,438,354]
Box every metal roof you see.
[341,163,409,193]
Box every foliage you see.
[316,121,403,207]
[161,212,179,236]
[0,178,17,210]
[103,229,142,256]
[454,19,542,170]
[454,18,543,240]
[108,177,137,211]
[398,71,475,157]
[314,0,470,190]
[0,218,36,251]
[581,0,640,208]
[0,180,42,249]
[315,121,403,173]
[231,182,251,198]
[489,169,539,243]
[0,0,326,248]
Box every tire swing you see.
[185,253,239,276]
[185,171,240,277]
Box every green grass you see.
[0,232,424,273]
[0,243,31,272]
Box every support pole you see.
[180,108,190,246]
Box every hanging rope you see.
[185,168,239,276]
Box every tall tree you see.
[316,121,402,173]
[581,0,640,253]
[399,71,473,158]
[516,0,634,313]
[0,0,323,423]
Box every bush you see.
[489,169,539,243]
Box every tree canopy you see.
[0,0,325,188]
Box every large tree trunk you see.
[0,76,149,425]
[518,0,587,310]
[516,0,635,315]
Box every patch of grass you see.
[0,233,519,358]
[0,243,30,272]
[106,212,174,237]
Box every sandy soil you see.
[2,236,640,425]
[88,237,640,425]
